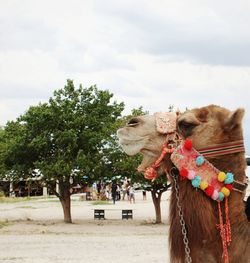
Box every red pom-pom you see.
[225,184,233,190]
[180,167,188,178]
[205,185,214,197]
[144,167,157,180]
[184,139,192,151]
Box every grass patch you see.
[0,220,9,229]
[0,197,32,203]
[39,199,60,203]
[91,201,111,205]
[18,206,36,209]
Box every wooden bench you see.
[94,209,105,220]
[93,209,133,220]
[122,209,133,220]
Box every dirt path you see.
[0,192,171,263]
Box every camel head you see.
[117,105,245,179]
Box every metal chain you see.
[171,168,192,263]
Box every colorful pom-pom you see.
[184,139,192,151]
[196,156,205,166]
[224,172,234,184]
[218,192,225,201]
[211,190,219,200]
[205,185,214,197]
[144,167,157,180]
[200,180,208,190]
[180,167,188,178]
[225,184,233,191]
[191,176,201,188]
[187,170,196,180]
[221,187,230,197]
[218,172,226,182]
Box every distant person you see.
[128,185,135,204]
[126,180,130,201]
[105,184,110,200]
[97,182,101,199]
[142,190,147,200]
[116,184,121,200]
[111,182,117,204]
[122,181,127,200]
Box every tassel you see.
[225,197,231,246]
[217,201,229,263]
[144,142,174,181]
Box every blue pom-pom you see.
[196,156,205,166]
[191,176,201,188]
[224,172,234,184]
[218,192,224,201]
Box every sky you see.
[0,0,250,153]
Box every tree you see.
[1,80,124,223]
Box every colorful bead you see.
[187,170,196,180]
[191,176,201,188]
[211,190,219,200]
[200,180,208,190]
[221,187,230,197]
[184,139,192,151]
[196,156,205,166]
[218,192,224,201]
[224,173,234,184]
[218,172,226,182]
[205,185,214,197]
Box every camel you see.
[117,105,250,263]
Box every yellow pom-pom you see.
[200,180,208,190]
[221,187,230,197]
[218,172,226,182]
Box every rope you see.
[217,199,231,263]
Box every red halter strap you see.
[144,142,174,180]
[197,140,245,157]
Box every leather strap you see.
[198,140,245,157]
[233,180,248,193]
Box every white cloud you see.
[0,0,250,152]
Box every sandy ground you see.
[0,191,171,263]
[0,186,249,263]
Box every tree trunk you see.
[58,182,72,223]
[27,184,31,197]
[151,190,162,224]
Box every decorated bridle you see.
[143,112,247,263]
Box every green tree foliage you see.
[1,80,124,223]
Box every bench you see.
[93,209,133,220]
[94,209,105,220]
[122,209,133,220]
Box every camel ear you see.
[224,108,244,130]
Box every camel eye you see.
[127,118,140,127]
[178,121,197,131]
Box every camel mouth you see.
[137,149,159,172]
[118,138,145,156]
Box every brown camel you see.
[117,105,250,263]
